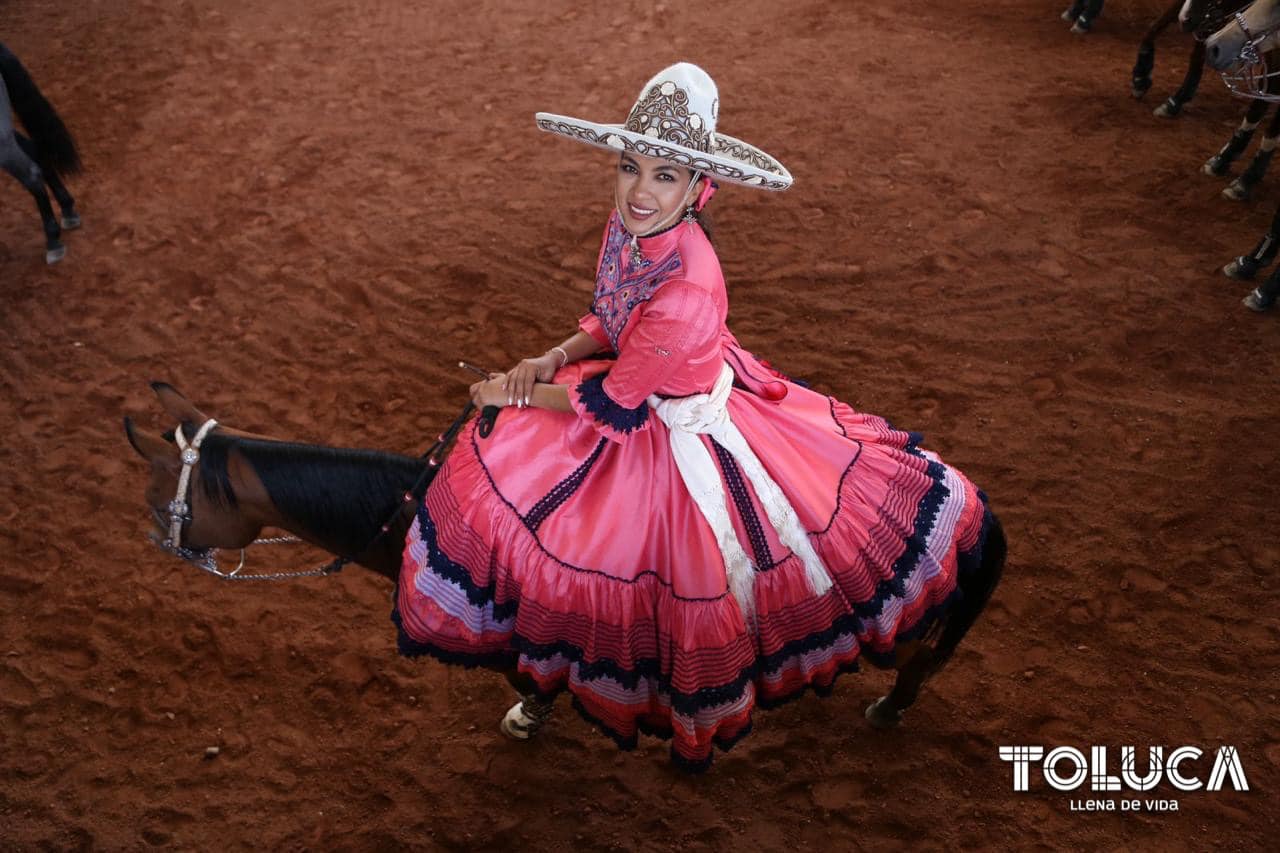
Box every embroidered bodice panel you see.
[591,211,684,351]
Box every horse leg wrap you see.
[500,693,556,740]
[1256,268,1280,303]
[1225,231,1279,279]
[1131,45,1155,97]
[1243,146,1276,185]
[1228,148,1277,200]
[1207,129,1258,175]
[1244,280,1279,311]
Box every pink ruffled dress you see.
[395,209,992,770]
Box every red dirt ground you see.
[2,0,1277,849]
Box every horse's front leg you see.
[499,667,559,740]
[1204,100,1269,177]
[1224,102,1280,201]
[14,132,78,229]
[1068,0,1105,34]
[1224,202,1280,279]
[865,640,936,729]
[1243,263,1280,311]
[1132,0,1183,98]
[1,140,64,264]
[1155,40,1206,118]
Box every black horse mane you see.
[183,426,428,558]
[0,42,82,176]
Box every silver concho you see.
[181,448,200,465]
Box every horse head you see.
[125,382,430,581]
[124,382,272,556]
[1207,0,1280,72]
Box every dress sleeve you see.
[568,282,719,443]
[578,311,612,351]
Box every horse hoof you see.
[1223,257,1257,280]
[1203,157,1228,177]
[1131,81,1151,100]
[1154,100,1182,119]
[1223,256,1261,279]
[1070,20,1090,35]
[1244,288,1275,312]
[61,213,81,230]
[1223,181,1251,202]
[46,245,66,265]
[1060,8,1076,23]
[865,697,903,729]
[500,695,554,741]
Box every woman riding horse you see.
[393,63,1006,770]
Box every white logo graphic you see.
[999,745,1249,798]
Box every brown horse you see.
[125,382,1007,764]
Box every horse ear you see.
[151,381,212,425]
[124,416,178,468]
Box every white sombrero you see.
[535,62,792,191]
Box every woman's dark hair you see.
[693,207,714,242]
[690,174,714,243]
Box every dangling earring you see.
[682,205,697,224]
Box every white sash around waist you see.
[648,362,834,618]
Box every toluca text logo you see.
[999,746,1248,812]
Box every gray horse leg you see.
[13,131,78,228]
[0,136,64,263]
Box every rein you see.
[155,402,477,581]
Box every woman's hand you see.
[504,352,561,408]
[469,373,510,409]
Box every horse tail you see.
[0,43,81,176]
[931,509,1006,671]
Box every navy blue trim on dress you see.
[879,413,925,453]
[391,604,517,668]
[389,497,997,772]
[850,457,950,620]
[757,614,862,677]
[828,397,849,438]
[710,438,779,570]
[523,437,608,533]
[413,501,520,621]
[392,423,994,771]
[510,633,760,718]
[567,694,754,773]
[816,442,863,536]
[400,443,960,671]
[575,373,649,434]
[466,428,731,601]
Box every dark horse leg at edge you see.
[124,383,1007,759]
[1131,0,1251,118]
[0,41,81,264]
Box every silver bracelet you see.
[550,346,569,367]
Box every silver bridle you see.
[154,417,334,581]
[162,417,218,554]
[1218,11,1280,101]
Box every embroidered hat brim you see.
[535,113,793,191]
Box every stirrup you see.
[500,694,555,740]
